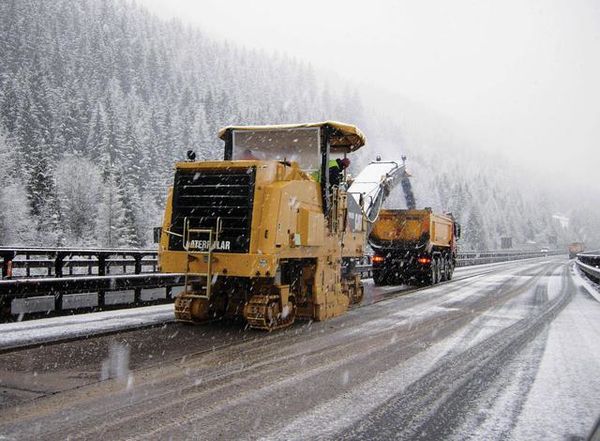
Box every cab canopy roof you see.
[218,121,366,153]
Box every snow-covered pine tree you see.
[96,167,129,248]
[55,155,102,246]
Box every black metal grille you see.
[168,167,256,253]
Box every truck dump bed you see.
[568,242,585,259]
[369,209,453,250]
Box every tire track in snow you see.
[446,266,566,440]
[337,262,572,440]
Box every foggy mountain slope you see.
[0,0,596,250]
[356,89,600,250]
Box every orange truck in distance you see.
[568,242,585,259]
[369,208,460,286]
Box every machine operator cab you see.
[218,121,366,218]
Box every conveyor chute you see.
[347,159,412,230]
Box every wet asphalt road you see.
[0,257,599,440]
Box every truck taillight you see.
[372,255,385,263]
[417,257,431,265]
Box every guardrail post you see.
[1,251,15,279]
[52,253,64,312]
[134,255,142,304]
[54,290,63,312]
[134,255,142,274]
[54,253,64,278]
[98,255,106,276]
[98,254,106,307]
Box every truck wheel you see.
[373,271,386,286]
[439,258,447,282]
[445,258,452,280]
[391,271,404,286]
[447,259,454,280]
[428,260,438,285]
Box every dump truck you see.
[369,208,460,286]
[157,121,408,330]
[568,242,585,259]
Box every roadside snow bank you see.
[0,304,174,350]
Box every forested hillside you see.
[0,0,596,250]
[0,0,359,247]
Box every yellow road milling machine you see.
[157,122,408,330]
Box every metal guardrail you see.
[0,273,186,318]
[0,246,563,320]
[576,251,600,283]
[455,249,563,266]
[0,247,158,279]
[0,247,170,319]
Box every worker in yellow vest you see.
[310,157,350,186]
[329,157,351,188]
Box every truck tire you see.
[445,257,452,281]
[373,271,387,286]
[439,258,447,282]
[394,275,405,286]
[427,259,438,285]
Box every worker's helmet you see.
[340,158,351,169]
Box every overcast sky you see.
[137,0,600,188]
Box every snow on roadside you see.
[446,264,600,440]
[510,277,600,440]
[0,304,174,350]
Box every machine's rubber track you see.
[174,294,209,323]
[244,294,295,331]
[351,283,364,304]
[173,296,193,322]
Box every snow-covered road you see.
[0,257,598,440]
[0,257,545,351]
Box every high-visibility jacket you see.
[310,159,341,183]
[329,159,343,187]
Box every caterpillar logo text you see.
[187,240,231,251]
